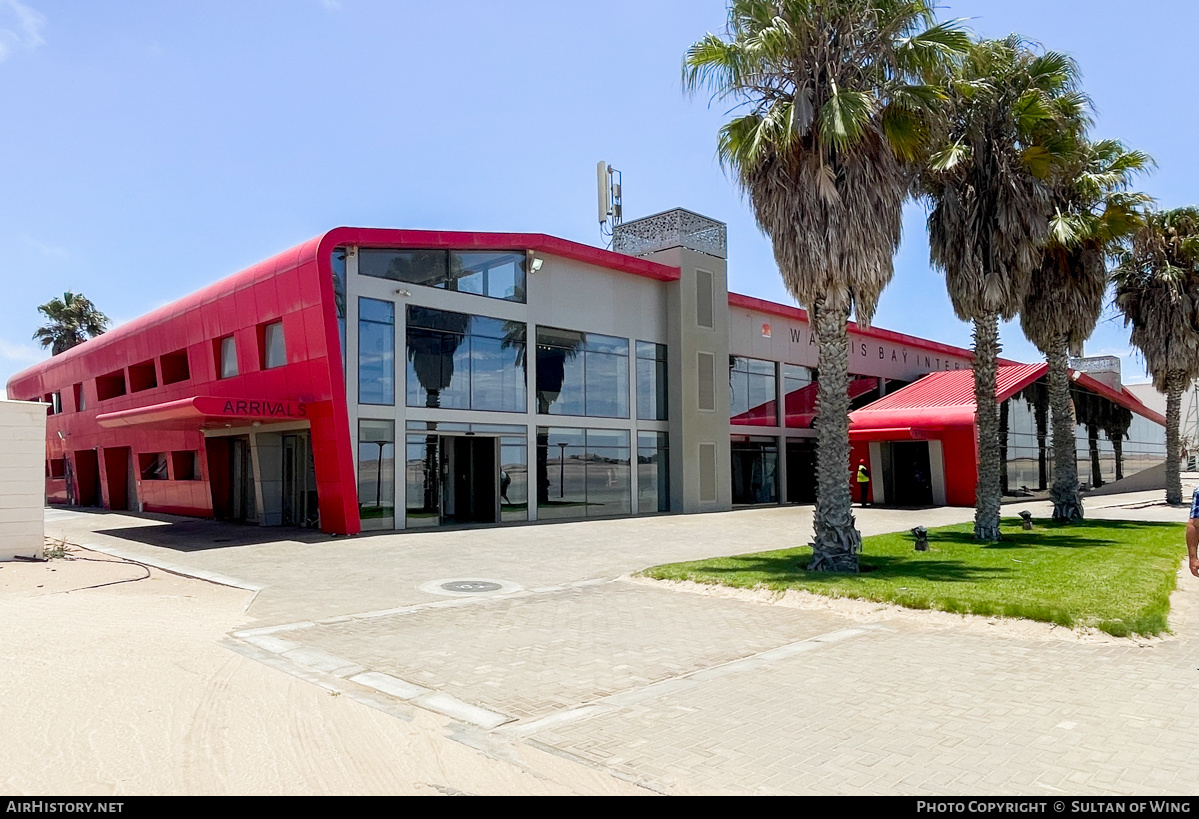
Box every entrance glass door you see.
[881,441,934,507]
[282,432,319,527]
[440,436,499,525]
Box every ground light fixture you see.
[1019,510,1034,530]
[911,526,929,551]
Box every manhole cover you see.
[440,580,503,593]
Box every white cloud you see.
[0,0,44,62]
[319,0,342,10]
[0,337,44,365]
[24,236,67,258]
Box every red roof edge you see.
[728,291,1023,365]
[316,228,680,282]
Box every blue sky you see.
[2,0,1195,393]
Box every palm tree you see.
[1020,138,1152,521]
[1112,207,1199,505]
[922,36,1086,540]
[33,291,110,355]
[684,0,968,571]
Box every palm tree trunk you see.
[972,313,1002,541]
[1047,342,1083,521]
[808,301,861,572]
[1088,423,1102,487]
[1112,435,1124,481]
[1166,371,1186,505]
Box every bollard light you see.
[911,525,929,551]
[1019,510,1033,530]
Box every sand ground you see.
[0,544,645,796]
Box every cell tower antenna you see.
[597,161,622,245]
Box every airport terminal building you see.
[7,210,1168,535]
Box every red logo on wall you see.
[761,323,772,338]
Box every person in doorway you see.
[856,459,871,507]
[500,470,511,506]
[1186,486,1199,577]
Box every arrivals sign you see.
[193,396,309,419]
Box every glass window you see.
[730,356,777,426]
[405,432,440,529]
[405,306,526,412]
[359,419,395,530]
[73,383,85,412]
[263,321,286,369]
[782,364,815,428]
[360,249,448,287]
[359,249,526,303]
[219,336,238,379]
[500,436,528,523]
[636,342,668,421]
[536,327,629,418]
[637,431,670,514]
[358,298,395,405]
[138,452,168,481]
[453,252,526,301]
[537,427,630,520]
[331,247,347,371]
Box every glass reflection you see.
[500,436,528,522]
[536,328,629,418]
[358,298,394,405]
[1000,386,1166,495]
[536,427,630,519]
[359,419,395,530]
[406,306,526,412]
[359,249,526,303]
[331,248,347,372]
[637,431,669,513]
[730,357,777,426]
[636,342,668,421]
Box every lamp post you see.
[369,440,390,512]
[558,442,567,498]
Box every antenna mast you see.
[597,161,622,245]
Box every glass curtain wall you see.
[637,431,670,514]
[405,306,526,412]
[782,364,816,428]
[360,249,526,303]
[1001,389,1166,494]
[536,328,629,418]
[636,342,668,421]
[403,423,529,528]
[358,419,395,530]
[537,428,631,520]
[331,248,347,372]
[731,436,779,504]
[358,298,395,405]
[729,357,777,426]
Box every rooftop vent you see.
[1069,355,1122,390]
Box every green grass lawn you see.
[640,518,1185,637]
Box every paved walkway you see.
[44,489,1199,795]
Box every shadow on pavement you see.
[91,511,336,552]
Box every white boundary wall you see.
[0,399,46,561]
